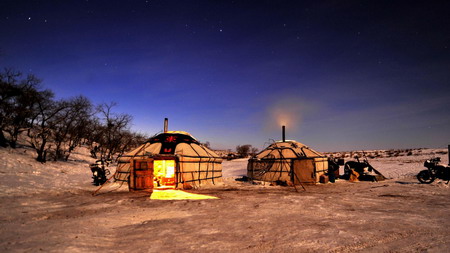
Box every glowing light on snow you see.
[150,189,219,200]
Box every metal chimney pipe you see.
[282,125,286,142]
[164,118,168,133]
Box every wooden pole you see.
[92,172,117,196]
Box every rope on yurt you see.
[176,160,222,184]
[256,142,306,191]
[249,139,276,184]
[175,153,181,188]
[275,148,288,181]
[259,148,281,184]
[199,145,211,184]
[175,154,189,189]
[270,145,296,180]
[265,148,290,187]
[251,149,272,185]
[114,142,151,182]
[198,144,219,185]
[206,155,211,184]
[273,148,285,182]
[176,146,222,186]
[187,143,203,188]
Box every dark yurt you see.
[247,127,328,185]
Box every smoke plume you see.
[264,97,314,136]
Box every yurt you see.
[247,127,328,185]
[114,121,222,190]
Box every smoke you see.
[263,97,314,135]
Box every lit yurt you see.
[114,120,222,190]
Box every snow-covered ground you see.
[0,145,449,252]
[0,146,94,195]
[370,149,448,179]
[222,158,248,178]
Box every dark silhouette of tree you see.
[202,141,211,149]
[0,69,43,148]
[84,116,102,159]
[250,147,259,157]
[52,96,93,161]
[236,144,252,157]
[27,91,69,163]
[0,69,19,147]
[116,130,148,157]
[1,68,149,163]
[95,102,133,161]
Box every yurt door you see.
[293,159,316,184]
[129,159,154,191]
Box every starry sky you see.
[1,0,449,151]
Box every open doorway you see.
[154,159,176,188]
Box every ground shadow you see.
[395,181,420,185]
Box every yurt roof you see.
[255,140,324,159]
[122,131,220,159]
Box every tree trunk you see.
[36,150,45,163]
[36,141,47,163]
[9,140,17,148]
[0,130,8,148]
[10,128,20,149]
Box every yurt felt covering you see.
[247,141,328,185]
[115,131,222,189]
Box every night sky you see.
[1,0,449,151]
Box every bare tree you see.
[250,147,259,157]
[0,69,42,148]
[51,96,93,161]
[95,102,133,161]
[201,141,211,149]
[236,144,252,158]
[1,68,143,164]
[0,69,19,147]
[27,92,68,163]
[84,116,103,159]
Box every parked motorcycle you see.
[90,160,111,186]
[417,157,450,184]
[343,152,386,182]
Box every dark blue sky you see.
[1,0,449,151]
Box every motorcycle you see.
[417,157,450,184]
[342,153,386,182]
[89,160,111,186]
